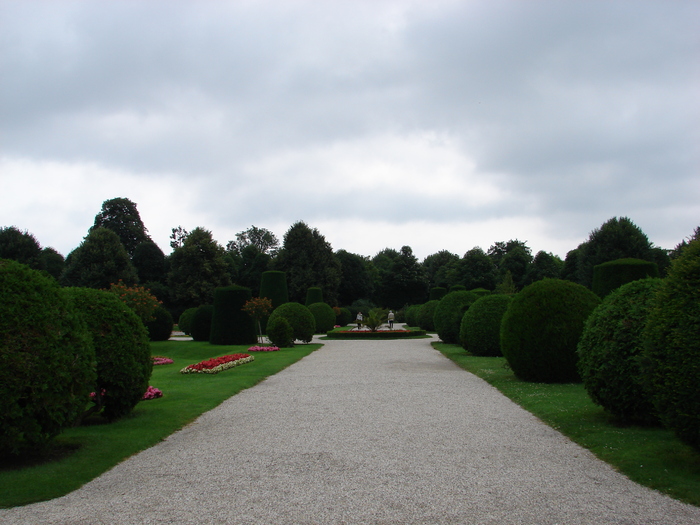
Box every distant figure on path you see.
[388,310,395,329]
[356,312,363,330]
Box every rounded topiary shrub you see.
[336,307,352,327]
[643,239,700,448]
[429,287,447,301]
[305,286,324,306]
[267,316,294,347]
[404,304,421,327]
[191,305,214,342]
[268,302,316,343]
[577,278,662,424]
[178,307,198,335]
[146,305,174,342]
[418,300,439,331]
[308,302,336,333]
[460,294,512,356]
[470,288,491,297]
[65,287,152,421]
[500,279,600,383]
[210,285,257,345]
[0,260,96,455]
[592,258,659,298]
[434,291,479,344]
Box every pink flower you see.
[142,385,163,400]
[247,345,280,352]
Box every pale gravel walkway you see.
[2,336,699,524]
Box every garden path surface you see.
[3,335,700,524]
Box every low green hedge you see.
[324,328,427,339]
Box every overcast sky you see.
[1,0,698,261]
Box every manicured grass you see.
[434,342,700,507]
[0,340,320,508]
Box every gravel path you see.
[2,336,699,524]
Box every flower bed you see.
[142,386,163,400]
[247,345,280,352]
[180,353,254,374]
[153,356,174,365]
[325,328,427,340]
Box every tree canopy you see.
[0,226,43,270]
[91,198,150,256]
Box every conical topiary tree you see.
[210,285,257,345]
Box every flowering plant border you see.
[325,329,427,340]
[153,356,174,365]
[142,386,163,400]
[180,353,254,374]
[247,345,280,352]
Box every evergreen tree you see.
[132,241,166,284]
[272,221,341,304]
[166,227,232,310]
[0,226,42,269]
[336,249,374,306]
[40,247,65,280]
[91,198,150,256]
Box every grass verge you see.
[434,342,700,507]
[0,340,320,508]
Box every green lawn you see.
[434,342,700,507]
[0,340,321,508]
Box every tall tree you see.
[227,226,279,257]
[228,244,272,296]
[169,226,189,250]
[336,249,374,306]
[166,227,232,310]
[272,221,341,304]
[374,246,428,309]
[91,198,150,256]
[132,241,167,284]
[0,226,42,269]
[40,247,65,280]
[523,251,563,286]
[499,245,533,289]
[577,217,654,288]
[61,228,138,289]
[447,247,498,291]
[422,250,459,288]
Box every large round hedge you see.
[145,305,174,342]
[434,291,479,344]
[459,294,512,356]
[643,239,700,448]
[417,300,440,331]
[267,316,294,347]
[577,278,662,424]
[500,279,600,383]
[210,285,257,345]
[64,287,152,421]
[0,260,96,455]
[307,302,336,333]
[268,302,315,343]
[191,305,214,342]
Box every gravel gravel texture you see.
[2,335,699,524]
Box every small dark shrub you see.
[268,302,316,343]
[336,307,352,327]
[643,239,700,449]
[460,294,511,356]
[434,291,479,344]
[305,286,324,306]
[191,305,214,342]
[577,278,662,424]
[146,305,174,342]
[500,279,600,383]
[429,287,447,301]
[210,285,257,345]
[308,302,336,333]
[65,287,151,421]
[418,300,440,331]
[404,304,422,327]
[267,316,294,347]
[0,261,95,455]
[592,258,659,298]
[178,307,198,335]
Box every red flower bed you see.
[180,353,254,374]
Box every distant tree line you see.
[1,197,690,319]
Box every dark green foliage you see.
[228,244,271,296]
[404,304,422,327]
[132,241,166,284]
[305,286,324,306]
[449,284,466,292]
[64,288,151,421]
[308,302,336,333]
[336,249,375,306]
[488,240,533,289]
[91,197,150,256]
[210,285,257,345]
[0,226,43,269]
[561,247,582,282]
[643,239,700,449]
[448,248,497,291]
[417,300,440,331]
[166,227,232,310]
[336,307,352,327]
[268,302,316,343]
[460,294,511,356]
[178,307,198,335]
[470,288,491,297]
[592,258,659,298]
[272,221,341,304]
[429,287,447,301]
[0,261,95,455]
[266,315,294,347]
[422,250,459,288]
[372,246,429,309]
[577,217,654,288]
[259,271,289,308]
[500,279,600,383]
[227,225,279,257]
[191,305,214,342]
[577,279,662,424]
[40,247,65,280]
[523,250,563,286]
[61,228,138,289]
[145,305,174,342]
[434,291,479,344]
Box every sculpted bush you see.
[460,294,511,356]
[434,291,479,344]
[308,302,336,333]
[417,300,439,331]
[145,305,174,342]
[268,302,316,343]
[0,261,95,455]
